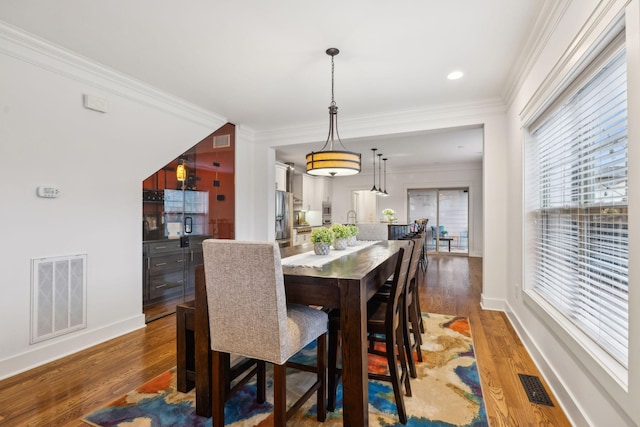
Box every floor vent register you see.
[518,373,554,406]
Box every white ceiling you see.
[0,0,546,170]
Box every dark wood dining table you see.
[194,239,408,426]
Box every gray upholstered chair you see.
[202,239,327,426]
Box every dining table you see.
[193,239,409,426]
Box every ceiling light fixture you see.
[447,70,464,80]
[306,48,361,177]
[176,160,187,182]
[370,148,378,193]
[381,157,389,197]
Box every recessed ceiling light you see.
[447,70,464,80]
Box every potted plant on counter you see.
[310,227,334,255]
[331,223,350,250]
[382,208,396,223]
[346,224,359,246]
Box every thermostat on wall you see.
[37,186,60,198]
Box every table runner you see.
[281,240,379,268]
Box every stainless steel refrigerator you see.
[275,190,293,246]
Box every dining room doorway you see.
[407,188,469,255]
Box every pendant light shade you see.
[176,162,187,182]
[306,48,361,177]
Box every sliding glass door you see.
[408,188,469,255]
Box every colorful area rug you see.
[83,313,487,426]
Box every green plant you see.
[382,208,395,216]
[310,227,334,244]
[331,223,350,239]
[346,224,359,237]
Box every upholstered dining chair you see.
[327,243,413,424]
[202,239,328,426]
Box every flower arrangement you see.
[346,224,359,246]
[331,223,351,239]
[310,227,334,244]
[382,208,397,223]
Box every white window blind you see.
[527,43,628,367]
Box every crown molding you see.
[255,98,506,147]
[518,0,627,124]
[502,0,572,108]
[0,20,226,129]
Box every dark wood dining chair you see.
[327,243,413,424]
[371,233,425,378]
[202,239,327,426]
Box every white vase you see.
[314,242,331,255]
[333,238,348,250]
[347,235,357,246]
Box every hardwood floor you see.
[0,255,571,426]
[420,255,571,427]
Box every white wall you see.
[330,161,484,257]
[0,25,226,379]
[505,0,639,425]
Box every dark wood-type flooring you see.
[0,255,571,426]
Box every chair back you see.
[386,241,414,332]
[202,239,289,364]
[407,233,424,284]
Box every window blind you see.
[527,45,628,367]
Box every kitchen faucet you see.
[346,210,357,224]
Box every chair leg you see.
[386,329,408,424]
[273,363,287,427]
[257,361,266,403]
[409,302,423,362]
[211,350,227,427]
[402,302,417,379]
[415,270,426,334]
[396,322,412,399]
[327,317,340,412]
[316,333,327,422]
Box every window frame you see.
[522,25,631,390]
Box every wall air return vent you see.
[31,254,87,344]
[213,134,231,148]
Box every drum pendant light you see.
[306,48,361,177]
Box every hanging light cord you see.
[318,48,347,152]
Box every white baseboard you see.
[480,293,505,311]
[0,314,145,381]
[503,301,589,427]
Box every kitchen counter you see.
[143,234,210,244]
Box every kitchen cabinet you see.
[143,235,209,320]
[293,173,327,211]
[293,230,311,246]
[314,176,331,204]
[275,162,288,191]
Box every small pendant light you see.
[381,157,389,196]
[370,148,378,192]
[377,153,384,195]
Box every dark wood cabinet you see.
[143,235,209,319]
